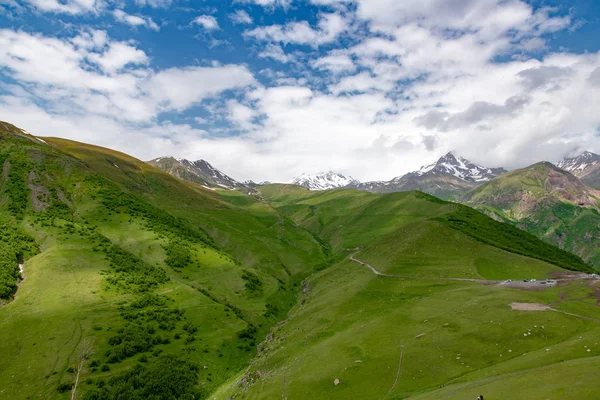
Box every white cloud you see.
[192,15,220,31]
[0,29,255,123]
[229,10,252,25]
[113,9,160,31]
[237,0,292,8]
[145,66,255,111]
[24,0,104,14]
[311,52,355,73]
[245,13,346,46]
[134,0,173,7]
[86,41,149,74]
[257,44,295,63]
[1,0,599,184]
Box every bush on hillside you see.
[83,355,201,400]
[164,240,193,269]
[437,206,593,273]
[241,270,263,295]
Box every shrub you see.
[241,270,262,295]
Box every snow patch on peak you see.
[412,152,505,183]
[558,151,600,173]
[290,171,359,190]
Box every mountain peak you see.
[147,156,244,189]
[557,151,600,189]
[415,152,506,183]
[290,171,359,190]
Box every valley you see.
[1,122,599,399]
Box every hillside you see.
[463,162,600,268]
[0,121,328,399]
[213,185,599,399]
[1,121,599,399]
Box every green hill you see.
[1,122,599,399]
[211,184,600,399]
[462,162,600,269]
[0,122,328,399]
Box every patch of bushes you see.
[105,245,168,292]
[164,240,193,269]
[0,153,30,219]
[57,382,73,393]
[241,270,263,295]
[0,219,38,299]
[83,355,201,400]
[437,206,593,272]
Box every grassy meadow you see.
[0,123,599,399]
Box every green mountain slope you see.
[211,185,600,399]
[2,120,600,400]
[462,162,600,269]
[0,122,328,399]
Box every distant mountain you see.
[147,157,244,189]
[356,152,506,199]
[558,151,600,189]
[290,171,359,190]
[243,180,271,188]
[462,161,600,267]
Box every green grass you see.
[462,162,600,269]
[214,259,600,399]
[0,128,328,399]
[2,124,600,400]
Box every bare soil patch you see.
[510,302,550,311]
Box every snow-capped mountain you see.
[355,152,506,199]
[414,152,507,183]
[147,157,245,189]
[290,171,359,191]
[557,151,600,188]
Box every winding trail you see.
[387,346,405,397]
[349,255,496,284]
[350,254,600,323]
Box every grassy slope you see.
[0,129,328,399]
[2,124,599,400]
[462,162,600,269]
[213,185,600,399]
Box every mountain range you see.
[148,151,600,197]
[1,120,599,400]
[148,152,600,267]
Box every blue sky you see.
[0,0,599,182]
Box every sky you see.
[0,0,599,182]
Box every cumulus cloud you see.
[229,10,252,25]
[257,44,295,63]
[0,29,255,123]
[237,0,292,8]
[1,0,599,183]
[192,15,220,31]
[113,9,160,31]
[311,52,355,73]
[518,65,574,91]
[245,13,347,46]
[415,96,531,131]
[23,0,104,14]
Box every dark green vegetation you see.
[0,218,37,298]
[1,121,599,399]
[437,207,592,273]
[0,122,327,399]
[212,184,600,399]
[463,162,600,269]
